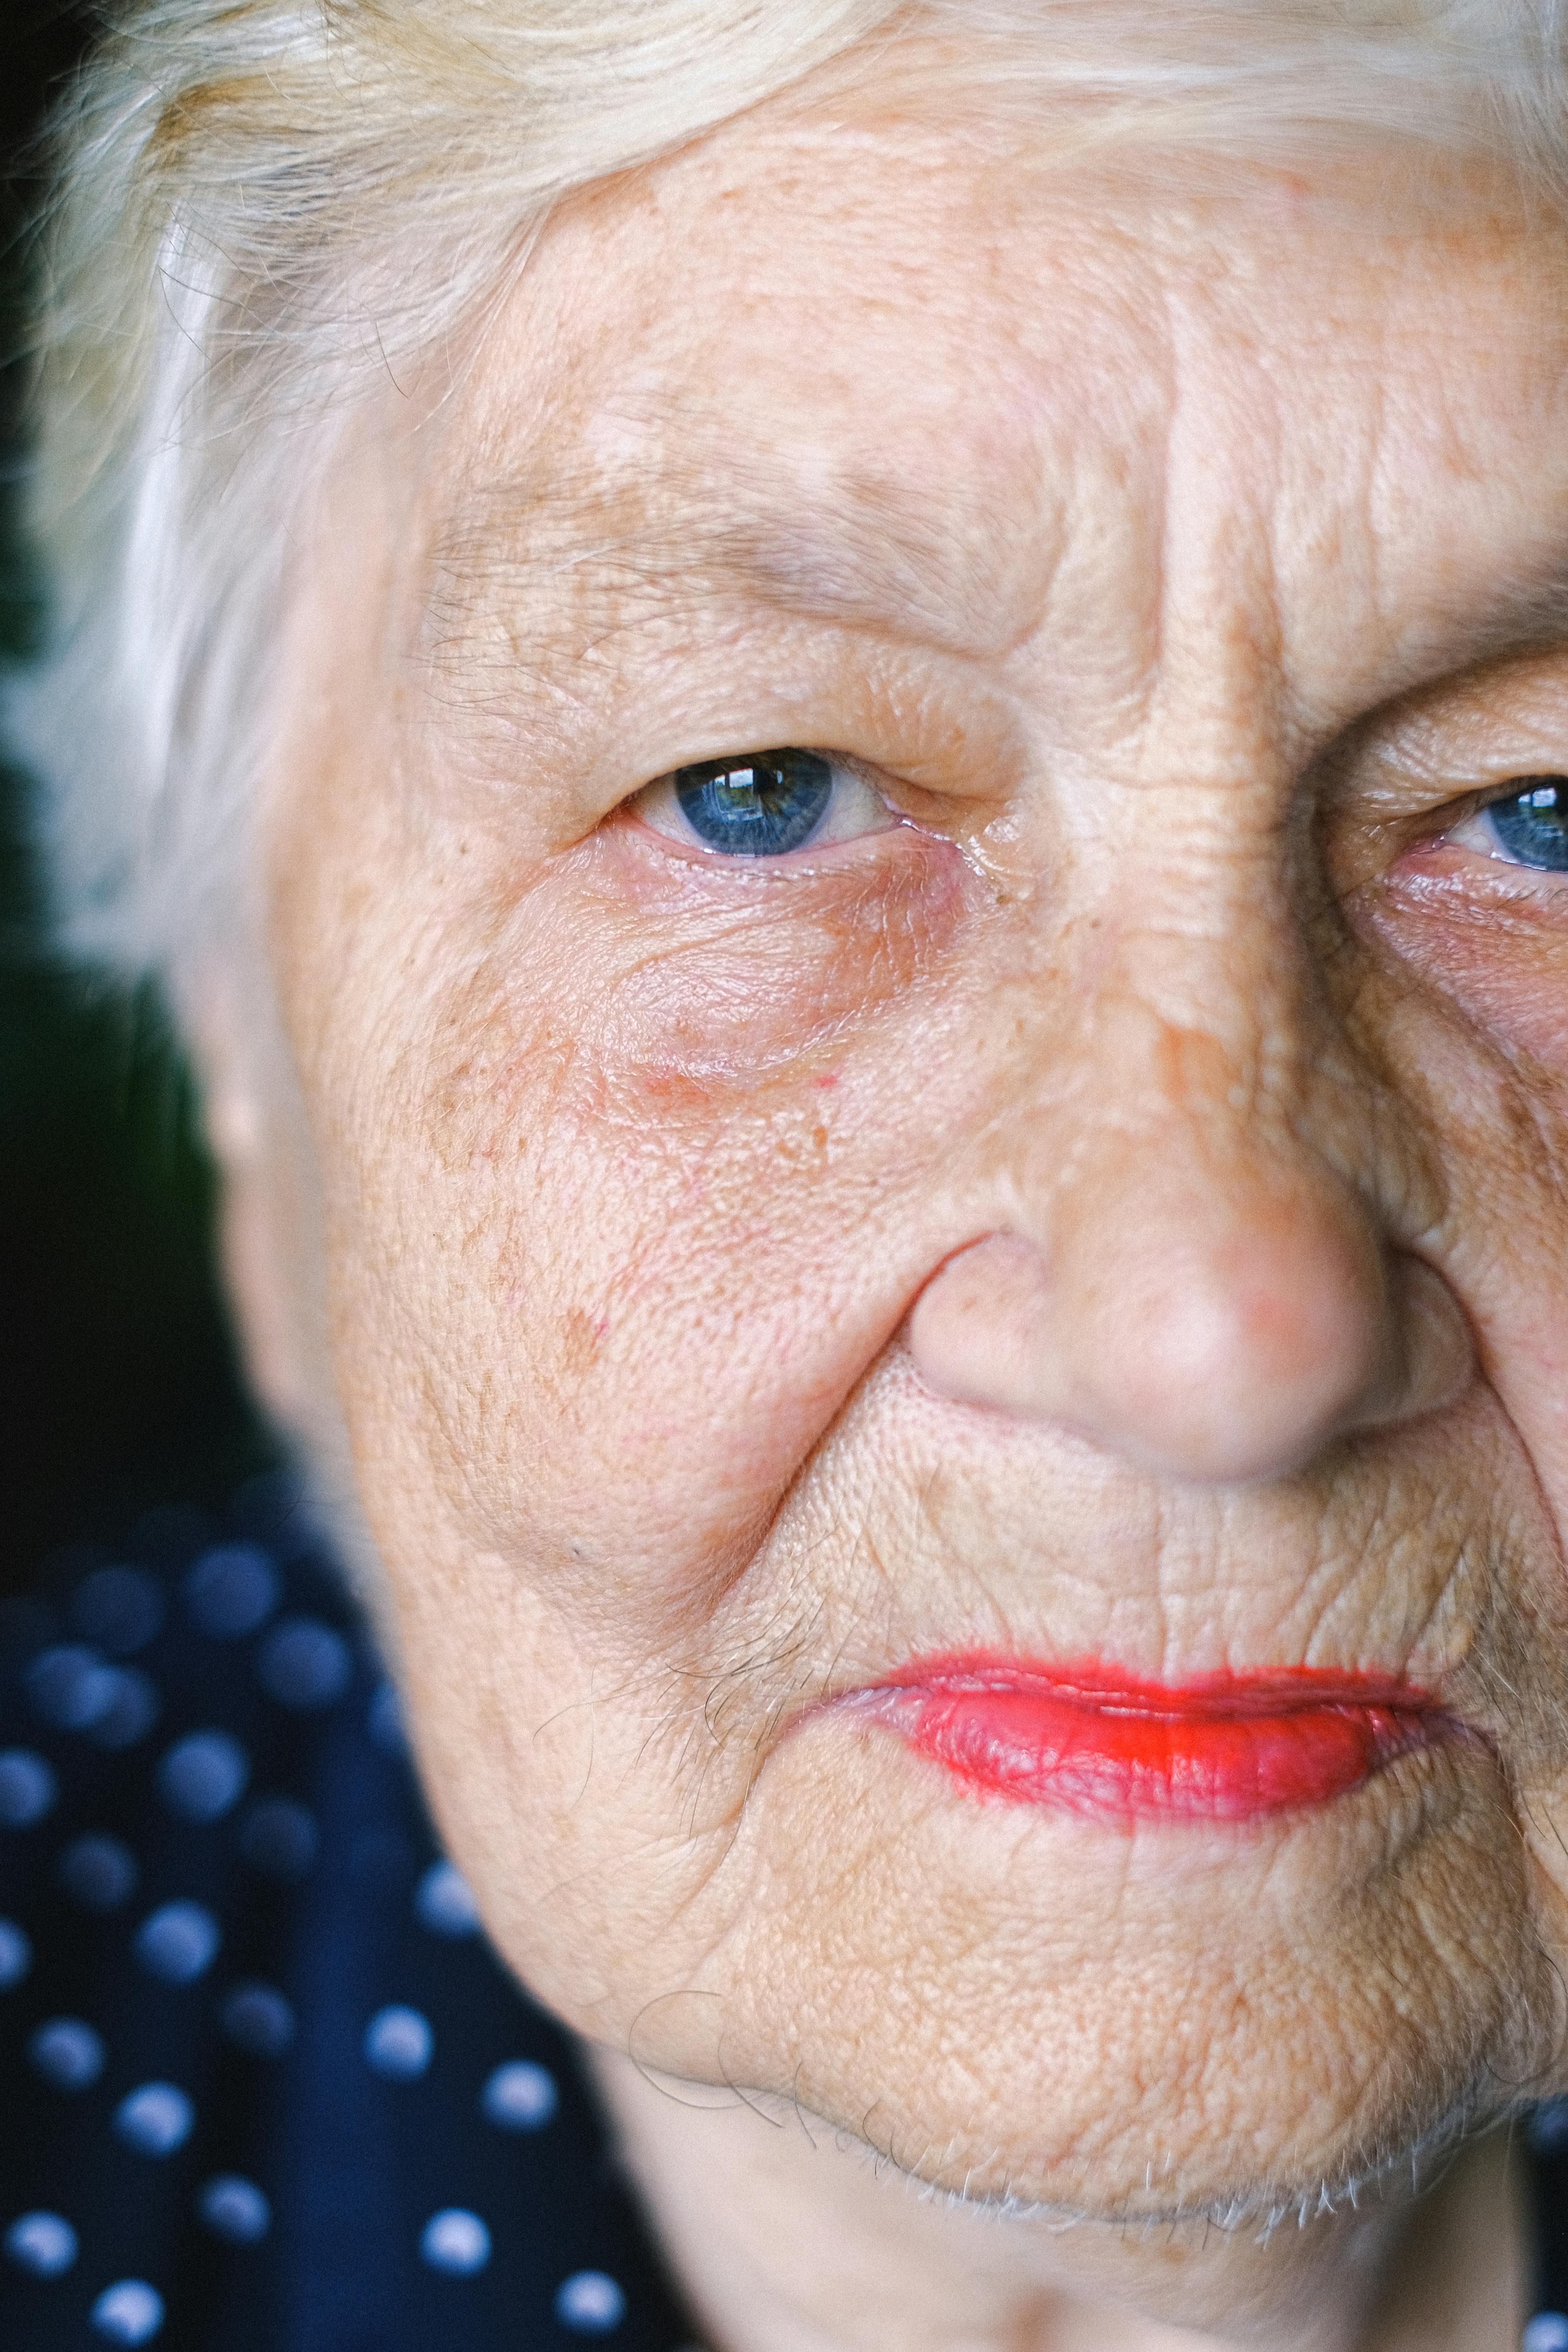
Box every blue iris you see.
[1487,776,1568,870]
[675,750,833,856]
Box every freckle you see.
[812,1125,828,1151]
[560,1308,605,1374]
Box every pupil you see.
[1488,775,1568,872]
[674,749,833,856]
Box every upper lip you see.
[821,1653,1448,1719]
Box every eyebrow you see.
[421,453,1055,677]
[1438,566,1568,672]
[421,452,1568,735]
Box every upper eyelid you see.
[637,749,896,812]
[639,746,885,795]
[1441,775,1566,829]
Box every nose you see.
[906,996,1474,1487]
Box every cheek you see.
[1352,869,1568,1609]
[344,831,979,1620]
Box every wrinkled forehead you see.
[414,107,1568,737]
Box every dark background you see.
[1,2,271,1595]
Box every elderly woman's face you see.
[250,88,1568,2226]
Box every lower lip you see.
[846,1658,1449,1823]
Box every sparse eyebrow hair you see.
[420,453,1057,677]
[1452,569,1568,672]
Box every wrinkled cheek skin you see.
[379,827,982,1592]
[1352,879,1568,2026]
[282,824,992,1939]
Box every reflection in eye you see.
[1482,775,1568,872]
[673,749,835,856]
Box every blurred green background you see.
[2,2,272,1593]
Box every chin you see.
[664,1712,1555,2227]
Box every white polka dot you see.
[257,1618,352,1710]
[555,2270,627,2333]
[73,1565,164,1655]
[239,1796,319,1878]
[415,1860,479,1937]
[0,1749,57,1828]
[184,1544,279,1638]
[91,2279,164,2343]
[27,1644,120,1732]
[199,2175,271,2245]
[58,1833,139,1912]
[28,2018,105,2091]
[221,1981,296,2059]
[420,2209,491,2275]
[1526,2320,1568,2352]
[482,2060,558,2131]
[135,1900,221,1985]
[114,2083,194,2158]
[87,1668,161,1751]
[157,1730,249,1823]
[4,2211,78,2277]
[0,1919,32,1989]
[364,2005,433,2079]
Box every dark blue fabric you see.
[1526,2103,1568,2350]
[0,1479,697,2351]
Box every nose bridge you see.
[988,835,1376,1248]
[910,865,1406,1485]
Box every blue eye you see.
[1484,776,1568,871]
[674,750,834,856]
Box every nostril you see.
[906,1233,1055,1416]
[1357,1253,1476,1433]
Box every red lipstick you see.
[845,1657,1450,1823]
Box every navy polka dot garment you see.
[0,1477,699,2351]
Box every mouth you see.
[830,1654,1459,1823]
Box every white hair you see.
[9,0,1568,984]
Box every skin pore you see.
[209,64,1568,2352]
